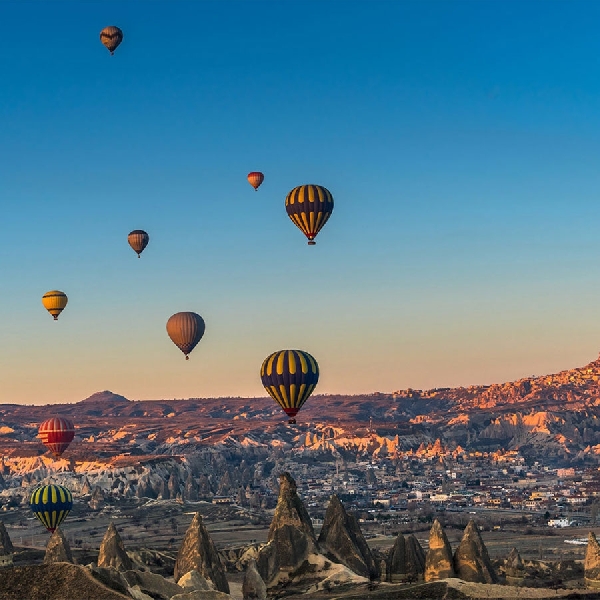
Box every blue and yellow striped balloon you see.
[260,349,319,424]
[29,484,73,533]
[285,185,334,245]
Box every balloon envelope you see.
[38,417,75,458]
[166,312,205,359]
[260,349,319,423]
[247,172,264,191]
[42,291,68,320]
[100,26,123,54]
[128,230,149,257]
[29,484,73,533]
[285,184,334,245]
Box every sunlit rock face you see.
[317,494,379,579]
[453,520,497,584]
[44,527,74,564]
[585,532,600,588]
[424,519,455,582]
[97,522,133,571]
[256,472,318,584]
[174,512,230,594]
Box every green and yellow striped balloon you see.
[260,349,319,424]
[29,484,73,533]
[285,185,334,245]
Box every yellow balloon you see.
[42,291,68,321]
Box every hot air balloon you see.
[100,26,123,55]
[38,418,75,459]
[166,312,205,360]
[285,184,334,245]
[128,230,149,258]
[42,291,68,321]
[247,172,264,191]
[260,349,319,424]
[29,484,73,533]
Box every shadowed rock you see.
[317,494,379,579]
[171,592,232,600]
[242,559,267,599]
[0,520,14,554]
[424,519,455,582]
[453,520,497,583]
[256,472,318,584]
[44,527,74,564]
[97,522,133,571]
[585,531,600,588]
[174,512,230,593]
[89,485,106,510]
[505,547,525,585]
[123,570,183,599]
[388,534,425,582]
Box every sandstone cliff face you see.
[585,531,600,588]
[44,527,74,564]
[388,534,425,582]
[242,559,267,600]
[174,512,230,594]
[317,494,379,579]
[256,472,318,584]
[424,519,455,582]
[0,520,14,555]
[97,522,133,571]
[453,520,497,584]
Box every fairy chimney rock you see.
[242,559,267,599]
[318,494,379,579]
[97,522,132,571]
[0,521,14,555]
[388,534,425,582]
[585,532,600,588]
[256,472,318,583]
[424,519,455,582]
[174,512,230,593]
[505,547,525,584]
[44,527,74,564]
[453,520,497,583]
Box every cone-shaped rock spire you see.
[318,494,379,579]
[44,527,74,564]
[388,533,425,582]
[585,531,600,588]
[424,519,455,582]
[505,547,525,584]
[97,522,132,571]
[243,558,267,599]
[174,512,230,593]
[453,520,497,583]
[0,520,14,555]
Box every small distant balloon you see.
[166,312,206,360]
[29,484,73,533]
[100,26,123,55]
[128,230,149,258]
[260,349,319,424]
[42,291,68,321]
[285,184,334,245]
[247,172,264,191]
[38,417,75,459]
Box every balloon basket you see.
[288,419,297,425]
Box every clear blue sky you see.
[2,0,600,404]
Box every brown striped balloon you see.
[127,230,149,258]
[100,26,123,55]
[166,312,205,360]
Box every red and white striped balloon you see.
[38,417,75,458]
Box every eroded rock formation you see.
[388,533,425,582]
[424,519,455,582]
[44,527,74,564]
[256,472,318,584]
[0,520,14,555]
[242,559,267,599]
[174,512,230,594]
[453,520,497,584]
[97,522,133,571]
[505,547,525,585]
[585,531,600,588]
[317,494,379,579]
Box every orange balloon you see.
[247,172,264,191]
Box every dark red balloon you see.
[38,418,75,458]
